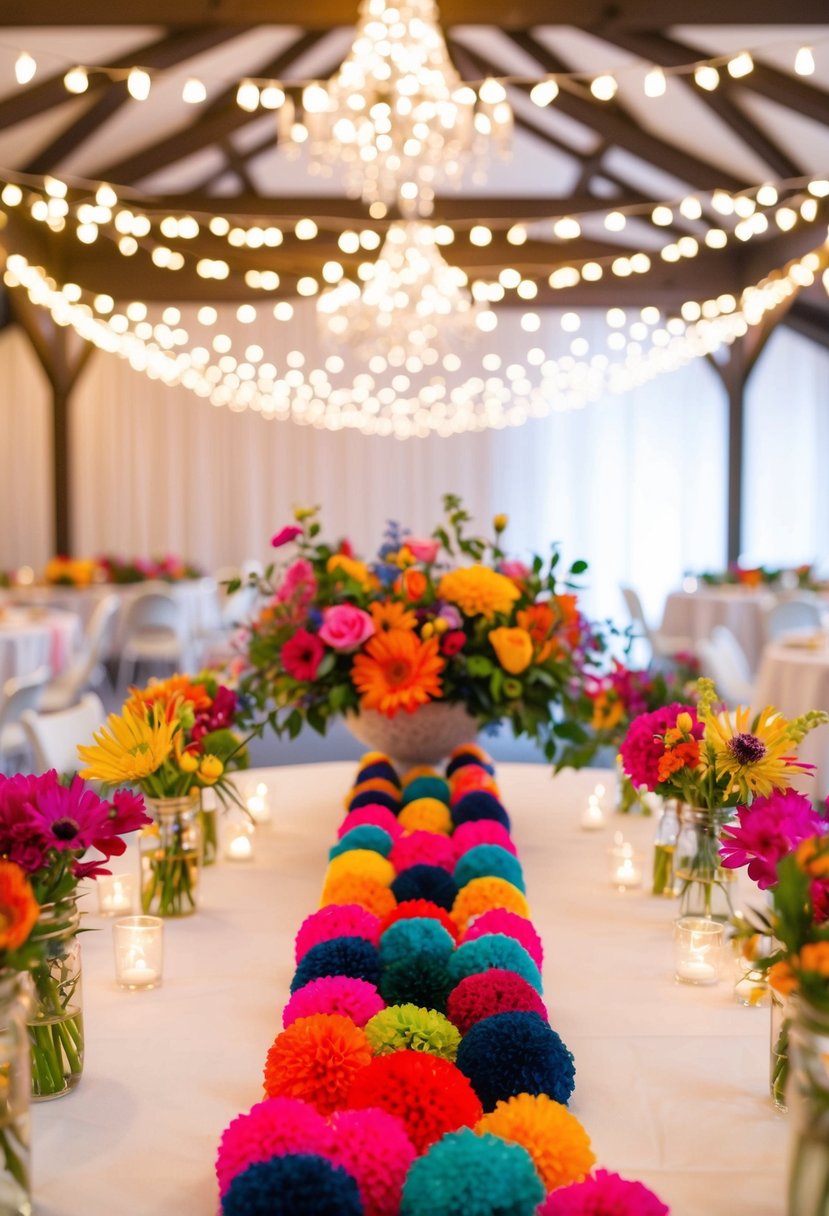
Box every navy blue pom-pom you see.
[357,760,401,787]
[348,790,401,814]
[222,1153,364,1215]
[446,753,496,778]
[290,936,381,994]
[455,1011,575,1111]
[450,791,511,831]
[391,864,459,911]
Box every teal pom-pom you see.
[379,918,456,969]
[447,934,542,993]
[402,776,451,806]
[330,826,394,860]
[400,1129,544,1215]
[453,844,525,893]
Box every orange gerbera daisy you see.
[370,601,418,632]
[0,861,39,952]
[351,630,444,717]
[126,674,211,716]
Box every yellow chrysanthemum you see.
[477,1094,595,1192]
[437,565,520,621]
[77,704,176,785]
[703,704,809,799]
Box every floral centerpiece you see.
[239,496,603,768]
[618,678,827,918]
[43,556,100,587]
[78,672,249,916]
[0,772,150,1098]
[98,554,203,584]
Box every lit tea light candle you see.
[97,873,134,916]
[225,822,255,862]
[609,833,642,888]
[673,916,723,986]
[113,916,164,991]
[580,795,605,831]
[246,781,271,824]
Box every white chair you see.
[197,582,261,669]
[0,665,51,774]
[698,626,755,707]
[115,589,190,689]
[620,586,694,664]
[20,693,107,776]
[763,596,823,642]
[40,594,120,712]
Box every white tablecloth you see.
[32,764,785,1216]
[661,588,776,672]
[0,607,81,684]
[755,639,829,799]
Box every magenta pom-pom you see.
[283,976,385,1029]
[451,820,517,857]
[461,909,543,969]
[216,1096,334,1196]
[390,831,456,874]
[295,905,382,964]
[445,969,548,1037]
[329,1107,417,1216]
[338,805,403,840]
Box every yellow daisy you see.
[703,704,807,800]
[77,704,177,785]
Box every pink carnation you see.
[619,703,702,791]
[271,525,303,548]
[452,819,516,856]
[276,558,317,609]
[215,1096,334,1196]
[280,628,325,682]
[461,908,543,968]
[391,831,456,873]
[720,789,825,889]
[283,976,385,1029]
[538,1169,670,1215]
[328,1108,416,1216]
[295,905,382,963]
[319,604,375,652]
[404,538,440,564]
[338,806,403,840]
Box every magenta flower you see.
[720,789,825,889]
[275,559,317,611]
[498,559,531,582]
[281,628,325,682]
[318,604,375,653]
[271,525,303,548]
[619,703,702,791]
[405,537,440,564]
[192,685,238,742]
[538,1168,670,1215]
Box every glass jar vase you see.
[786,1001,829,1213]
[674,804,736,922]
[27,897,83,1101]
[0,971,32,1214]
[199,788,218,868]
[652,800,680,897]
[140,794,202,918]
[771,987,795,1113]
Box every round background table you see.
[755,636,829,799]
[661,587,777,672]
[0,605,81,683]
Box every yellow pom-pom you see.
[451,877,530,931]
[477,1094,595,1192]
[398,797,453,836]
[324,849,395,888]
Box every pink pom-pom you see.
[390,831,456,874]
[295,904,382,964]
[461,908,544,969]
[283,976,385,1029]
[216,1096,334,1196]
[338,805,403,840]
[452,819,517,857]
[328,1108,417,1216]
[445,969,548,1036]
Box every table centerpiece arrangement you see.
[237,495,604,768]
[41,553,204,587]
[77,672,250,916]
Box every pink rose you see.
[498,560,531,582]
[318,605,375,652]
[271,525,303,548]
[405,537,440,564]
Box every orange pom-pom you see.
[398,798,453,836]
[477,1093,595,1191]
[321,874,398,918]
[401,765,440,788]
[345,777,402,808]
[264,1013,373,1115]
[451,877,530,931]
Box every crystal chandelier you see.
[298,0,512,216]
[317,221,478,361]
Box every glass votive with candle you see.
[246,780,271,825]
[225,818,255,862]
[580,792,605,831]
[113,916,164,990]
[673,916,725,985]
[97,872,135,917]
[609,832,642,889]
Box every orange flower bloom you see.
[590,691,624,731]
[327,554,375,590]
[489,626,534,675]
[400,568,428,602]
[127,674,211,716]
[351,630,444,717]
[370,601,417,632]
[657,739,700,782]
[438,566,520,621]
[516,603,557,664]
[799,942,829,977]
[795,837,829,880]
[0,861,39,952]
[768,959,798,996]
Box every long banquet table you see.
[33,764,786,1216]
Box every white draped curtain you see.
[2,301,822,627]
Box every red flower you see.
[281,629,325,682]
[441,630,467,657]
[271,525,303,548]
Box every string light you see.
[590,74,618,101]
[14,52,36,85]
[64,67,89,94]
[727,52,754,79]
[182,78,207,104]
[795,46,815,76]
[644,66,667,97]
[694,65,720,91]
[530,79,559,107]
[127,68,151,101]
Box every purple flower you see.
[720,788,825,889]
[539,1168,670,1215]
[436,603,463,631]
[270,525,303,548]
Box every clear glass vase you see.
[0,972,32,1214]
[674,804,736,922]
[652,800,680,897]
[27,897,83,1101]
[771,987,795,1113]
[786,1001,829,1213]
[613,756,656,815]
[140,794,202,918]
[199,789,218,868]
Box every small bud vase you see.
[27,897,83,1101]
[674,804,736,922]
[0,971,32,1213]
[140,793,202,917]
[771,987,795,1113]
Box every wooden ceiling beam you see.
[783,301,829,353]
[499,32,748,193]
[90,31,328,184]
[21,28,246,176]
[1,2,826,26]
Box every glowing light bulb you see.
[64,67,88,94]
[127,68,151,101]
[644,66,666,97]
[15,53,36,85]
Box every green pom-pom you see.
[365,1003,461,1061]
